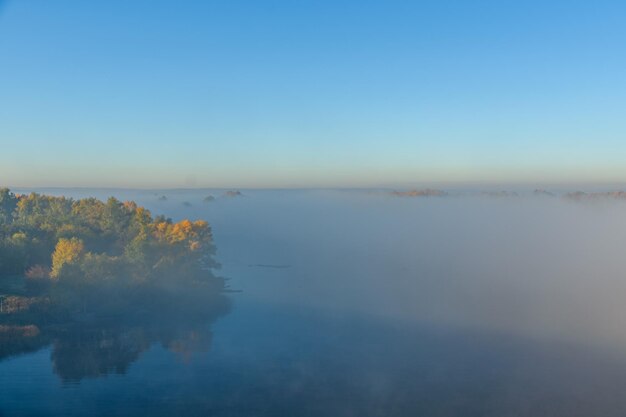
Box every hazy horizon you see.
[8,183,626,194]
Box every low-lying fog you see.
[21,188,626,352]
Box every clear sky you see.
[1,0,626,188]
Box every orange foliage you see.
[152,219,211,251]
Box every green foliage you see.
[0,188,18,225]
[0,189,221,292]
[14,193,74,232]
[79,253,127,284]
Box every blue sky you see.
[1,0,626,188]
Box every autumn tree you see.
[50,238,85,279]
[1,188,222,291]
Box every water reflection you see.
[0,293,230,382]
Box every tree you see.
[50,238,84,279]
[0,188,17,225]
[1,189,221,288]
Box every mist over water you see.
[189,189,626,350]
[4,188,626,416]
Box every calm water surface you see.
[3,189,626,416]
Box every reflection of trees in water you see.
[0,324,48,359]
[1,294,231,382]
[51,327,150,381]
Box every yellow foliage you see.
[50,238,84,279]
[151,219,211,250]
[10,232,27,242]
[123,201,137,211]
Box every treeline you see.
[0,188,221,290]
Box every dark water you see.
[4,189,626,416]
